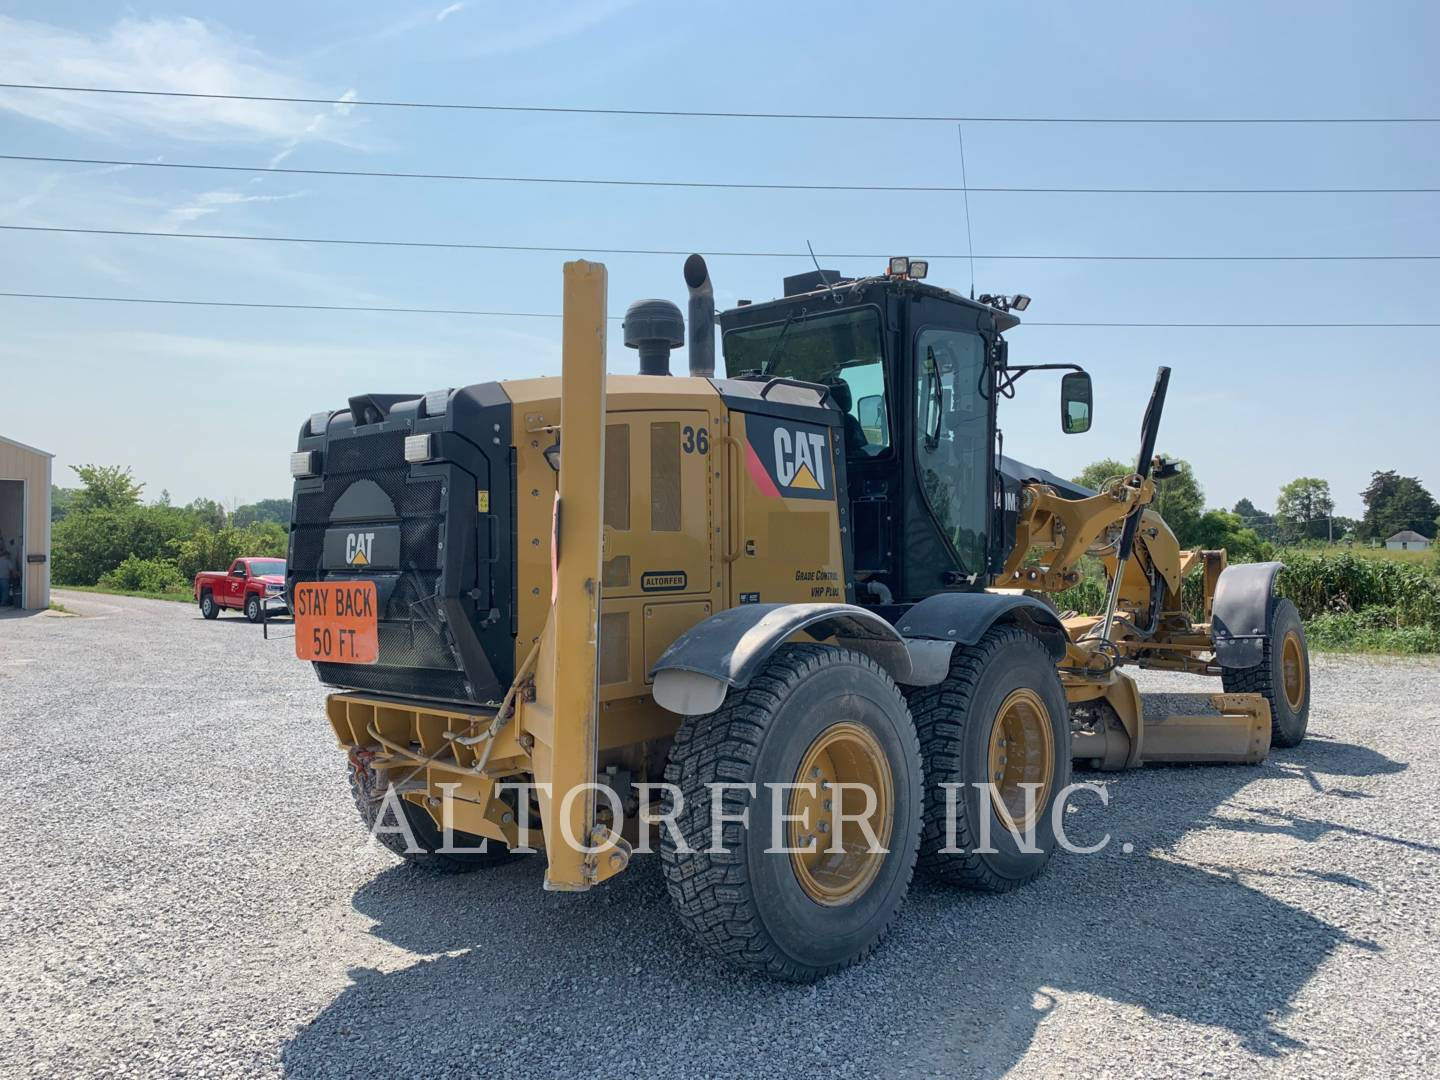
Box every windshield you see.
[249,559,285,577]
[723,307,889,456]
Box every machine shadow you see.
[282,738,1403,1078]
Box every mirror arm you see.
[995,362,1086,397]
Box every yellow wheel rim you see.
[986,688,1055,834]
[1281,630,1307,713]
[788,722,894,906]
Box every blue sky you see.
[1,0,1436,517]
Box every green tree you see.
[1275,477,1335,542]
[185,497,228,530]
[232,498,292,528]
[1072,458,1131,492]
[51,505,198,586]
[173,523,287,582]
[1150,456,1205,547]
[1073,455,1205,546]
[1232,497,1272,527]
[51,486,78,523]
[1359,471,1439,541]
[1191,510,1271,562]
[70,464,143,512]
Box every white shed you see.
[1385,530,1432,552]
[0,435,53,610]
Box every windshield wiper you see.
[761,309,800,376]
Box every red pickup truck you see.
[194,558,287,623]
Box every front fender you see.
[1211,561,1284,669]
[897,591,1068,662]
[650,603,912,715]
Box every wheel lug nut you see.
[818,822,830,834]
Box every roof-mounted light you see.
[888,256,910,276]
[422,388,453,417]
[309,411,331,437]
[977,293,1032,313]
[909,259,929,280]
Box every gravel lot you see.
[3,591,1439,1078]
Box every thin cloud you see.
[463,0,639,56]
[436,4,466,22]
[166,189,305,225]
[0,15,365,149]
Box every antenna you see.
[956,123,976,299]
[805,239,837,298]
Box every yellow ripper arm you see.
[525,259,630,890]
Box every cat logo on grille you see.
[345,531,376,567]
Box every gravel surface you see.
[3,591,1439,1078]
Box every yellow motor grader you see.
[287,255,1310,981]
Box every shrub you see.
[1305,612,1440,655]
[99,556,187,594]
[173,523,287,582]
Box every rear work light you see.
[422,388,453,417]
[404,433,435,463]
[290,450,319,478]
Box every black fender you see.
[1211,560,1284,669]
[649,603,912,716]
[896,591,1069,670]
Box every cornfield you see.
[1053,548,1440,653]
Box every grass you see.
[47,600,70,614]
[58,584,194,604]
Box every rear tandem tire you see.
[904,625,1071,892]
[660,644,923,982]
[1221,597,1310,749]
[347,756,517,872]
[200,591,219,620]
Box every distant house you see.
[1386,530,1433,551]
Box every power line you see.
[0,291,564,319]
[7,223,1437,261]
[2,82,1437,124]
[3,290,1438,326]
[4,154,1438,195]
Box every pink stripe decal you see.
[744,440,781,498]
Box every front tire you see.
[199,591,219,619]
[904,625,1071,891]
[661,644,923,982]
[1222,597,1310,748]
[244,595,262,623]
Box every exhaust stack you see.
[683,253,716,378]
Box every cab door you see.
[900,297,997,600]
[226,560,247,607]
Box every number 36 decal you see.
[681,425,709,454]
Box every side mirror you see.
[1060,371,1093,434]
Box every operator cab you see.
[719,259,1090,607]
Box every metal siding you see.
[0,439,52,609]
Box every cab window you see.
[914,328,988,571]
[722,307,889,457]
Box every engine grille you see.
[290,430,466,699]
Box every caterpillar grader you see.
[287,255,1310,981]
